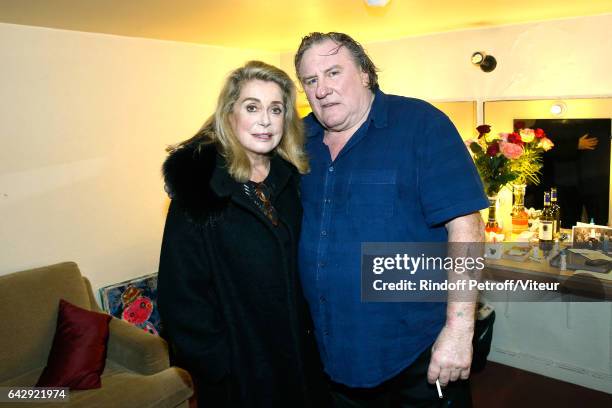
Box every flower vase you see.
[485,195,502,235]
[511,184,529,235]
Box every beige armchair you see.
[0,262,193,407]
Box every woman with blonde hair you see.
[158,61,328,407]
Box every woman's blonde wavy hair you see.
[169,60,309,182]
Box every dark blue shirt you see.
[298,89,488,387]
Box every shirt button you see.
[319,296,326,303]
[323,330,329,336]
[318,261,326,267]
[328,166,334,172]
[321,230,327,236]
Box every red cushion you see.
[36,299,112,389]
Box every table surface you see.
[484,246,612,299]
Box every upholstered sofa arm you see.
[106,317,170,375]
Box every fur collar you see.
[162,141,297,221]
[162,142,231,221]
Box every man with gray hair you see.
[295,32,487,407]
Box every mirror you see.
[484,98,612,227]
[513,118,610,227]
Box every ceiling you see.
[1,0,611,52]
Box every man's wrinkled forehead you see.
[298,40,348,77]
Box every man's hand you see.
[427,324,473,386]
[578,134,598,150]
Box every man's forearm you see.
[445,212,485,331]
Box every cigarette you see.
[435,379,443,399]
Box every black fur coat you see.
[157,142,327,407]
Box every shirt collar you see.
[369,87,389,129]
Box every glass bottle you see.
[511,184,529,235]
[539,192,554,247]
[485,196,502,235]
[550,187,561,238]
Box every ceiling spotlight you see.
[471,51,497,73]
[365,0,391,6]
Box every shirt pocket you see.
[347,169,397,219]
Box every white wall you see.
[369,15,612,103]
[0,23,278,291]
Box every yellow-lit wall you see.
[430,102,477,140]
[0,23,278,289]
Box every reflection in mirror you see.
[513,119,611,227]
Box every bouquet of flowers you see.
[466,125,554,196]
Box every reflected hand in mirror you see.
[578,133,599,150]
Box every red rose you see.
[535,128,546,138]
[507,132,524,146]
[486,142,500,157]
[477,124,491,138]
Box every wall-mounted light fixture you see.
[550,101,567,116]
[471,52,497,73]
